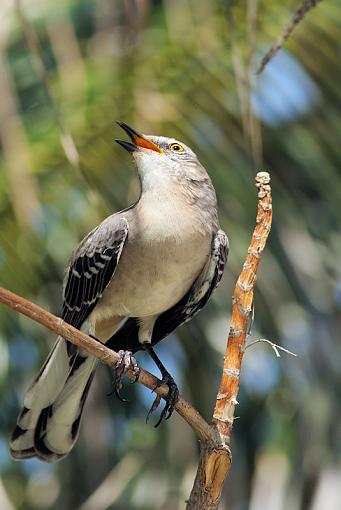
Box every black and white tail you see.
[10,337,97,462]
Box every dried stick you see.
[256,0,322,74]
[186,172,272,509]
[245,338,297,358]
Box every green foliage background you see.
[0,1,340,509]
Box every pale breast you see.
[92,183,215,322]
[96,232,211,318]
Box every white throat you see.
[134,151,180,194]
[133,150,218,239]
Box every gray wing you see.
[107,229,229,352]
[62,215,128,330]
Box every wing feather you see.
[62,216,128,329]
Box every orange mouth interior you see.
[134,135,164,154]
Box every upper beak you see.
[115,121,163,154]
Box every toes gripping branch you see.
[111,350,140,401]
[111,346,179,427]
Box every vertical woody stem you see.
[186,172,272,510]
[212,171,272,442]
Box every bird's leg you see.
[109,350,140,402]
[143,345,179,427]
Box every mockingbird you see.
[10,122,229,462]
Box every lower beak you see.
[115,121,163,154]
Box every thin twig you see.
[0,287,214,444]
[245,338,297,358]
[256,0,323,74]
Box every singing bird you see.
[10,122,229,462]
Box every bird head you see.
[115,121,217,223]
[115,121,200,172]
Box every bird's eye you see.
[169,143,184,152]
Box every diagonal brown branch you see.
[0,287,213,443]
[186,172,272,509]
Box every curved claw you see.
[109,350,140,403]
[146,374,179,428]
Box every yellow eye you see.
[169,143,184,152]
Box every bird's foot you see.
[109,350,140,402]
[146,373,179,428]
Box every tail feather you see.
[10,337,97,462]
[24,339,71,408]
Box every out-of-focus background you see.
[0,1,340,509]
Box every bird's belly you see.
[97,235,211,318]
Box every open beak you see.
[115,121,163,154]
